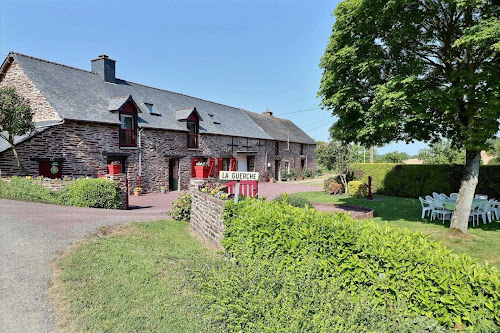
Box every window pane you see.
[121,116,133,129]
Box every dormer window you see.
[176,107,202,149]
[145,103,160,115]
[119,101,138,147]
[187,120,199,148]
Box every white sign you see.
[219,171,259,181]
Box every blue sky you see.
[0,0,426,155]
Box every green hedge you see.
[217,199,500,329]
[349,163,500,198]
[0,177,122,209]
[58,178,122,209]
[0,177,59,204]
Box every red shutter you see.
[230,157,237,171]
[208,158,215,177]
[191,158,198,177]
[216,158,223,174]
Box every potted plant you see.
[107,160,121,175]
[134,187,142,196]
[160,186,166,194]
[269,177,275,183]
[194,161,210,178]
[281,172,287,182]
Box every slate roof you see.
[0,120,64,153]
[242,110,316,144]
[3,52,315,144]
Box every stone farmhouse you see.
[0,52,316,193]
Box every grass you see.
[52,221,221,333]
[289,191,500,269]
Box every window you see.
[208,114,220,124]
[120,114,136,146]
[187,121,199,148]
[145,103,160,115]
[222,158,230,171]
[284,161,290,173]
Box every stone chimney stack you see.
[262,109,273,117]
[91,55,116,83]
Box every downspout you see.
[138,126,144,188]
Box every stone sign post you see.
[219,171,259,203]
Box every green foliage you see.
[316,141,360,173]
[58,178,122,209]
[220,199,500,329]
[287,169,296,180]
[350,163,500,199]
[190,257,446,332]
[0,87,34,138]
[272,193,313,208]
[379,151,410,163]
[347,181,368,198]
[169,191,192,221]
[324,177,344,195]
[418,141,466,164]
[316,168,323,176]
[280,171,287,181]
[0,176,59,204]
[0,177,123,209]
[319,1,499,151]
[303,168,313,178]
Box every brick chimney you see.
[262,109,273,117]
[91,55,116,83]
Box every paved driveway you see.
[0,182,320,333]
[0,193,176,333]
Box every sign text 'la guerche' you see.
[219,171,259,181]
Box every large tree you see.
[319,0,499,234]
[418,141,466,164]
[316,141,360,192]
[0,87,34,175]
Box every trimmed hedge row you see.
[349,163,500,198]
[0,177,122,209]
[218,199,500,329]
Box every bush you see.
[168,191,192,221]
[58,178,122,209]
[273,193,313,208]
[190,257,446,332]
[349,163,500,198]
[316,168,323,176]
[303,168,313,178]
[220,199,500,329]
[347,181,368,198]
[288,169,296,181]
[323,177,336,193]
[280,172,287,181]
[328,182,344,195]
[0,176,59,204]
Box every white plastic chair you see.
[470,202,489,225]
[431,200,452,223]
[491,200,500,221]
[439,193,449,200]
[419,197,433,219]
[432,192,441,201]
[449,193,458,199]
[475,194,488,200]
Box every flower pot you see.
[161,189,166,194]
[194,165,210,178]
[108,164,121,175]
[134,191,141,196]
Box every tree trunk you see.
[449,150,481,234]
[370,146,374,163]
[341,174,348,194]
[9,135,29,176]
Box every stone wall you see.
[0,60,61,121]
[190,182,225,247]
[105,174,128,209]
[0,60,317,193]
[33,179,72,192]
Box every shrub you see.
[328,182,344,195]
[190,257,446,332]
[349,163,500,198]
[323,177,336,193]
[168,191,192,221]
[288,169,296,181]
[58,178,122,209]
[280,172,287,181]
[0,176,59,204]
[347,181,368,198]
[221,199,500,329]
[316,168,323,176]
[303,168,313,178]
[273,193,313,208]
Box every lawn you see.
[290,192,500,269]
[52,221,221,333]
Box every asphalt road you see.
[0,197,171,333]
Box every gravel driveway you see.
[0,195,174,333]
